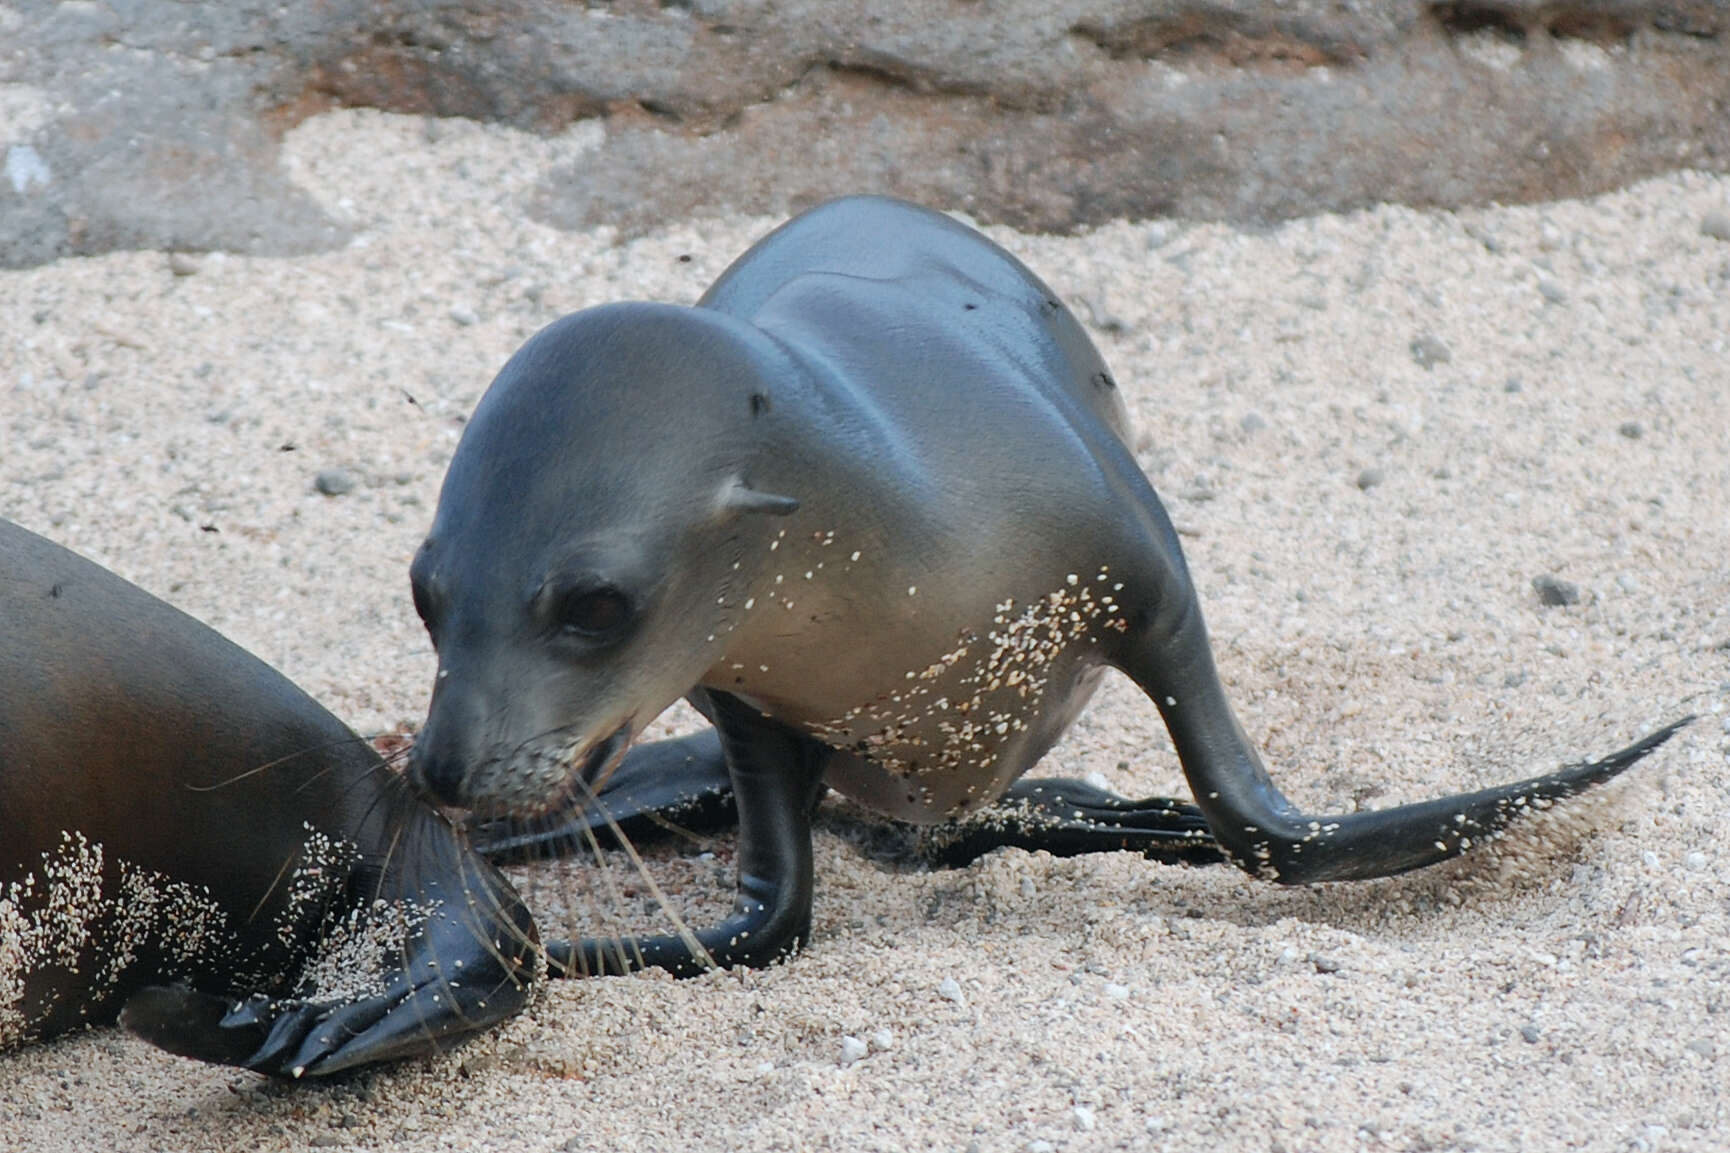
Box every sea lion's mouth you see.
[573,720,633,795]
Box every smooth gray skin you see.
[0,518,538,1076]
[410,196,1684,976]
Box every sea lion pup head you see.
[407,303,798,815]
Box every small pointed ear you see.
[715,477,800,519]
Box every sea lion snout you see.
[407,673,485,808]
[409,650,640,815]
[406,729,467,808]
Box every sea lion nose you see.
[408,741,469,808]
[409,682,476,807]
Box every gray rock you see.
[1532,574,1581,606]
[1410,333,1452,369]
[3,0,1730,266]
[1702,211,1730,241]
[314,468,357,497]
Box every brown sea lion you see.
[1,517,538,1075]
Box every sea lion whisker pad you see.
[411,195,1690,976]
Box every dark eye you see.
[556,586,632,639]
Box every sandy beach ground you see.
[2,111,1727,1153]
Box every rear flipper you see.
[470,730,734,863]
[122,844,539,1077]
[1134,610,1692,882]
[1238,717,1692,882]
[918,777,1223,868]
[1148,640,1688,876]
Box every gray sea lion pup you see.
[407,195,1687,977]
[0,517,538,1075]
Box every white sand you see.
[2,111,1727,1152]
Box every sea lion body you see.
[688,215,1153,823]
[408,196,1684,975]
[0,518,537,1074]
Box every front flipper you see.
[471,730,734,863]
[919,778,1224,867]
[545,692,829,978]
[1123,599,1693,882]
[122,849,539,1077]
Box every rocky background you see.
[3,0,1728,267]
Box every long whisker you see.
[548,772,718,976]
[571,814,646,976]
[185,734,380,792]
[246,850,303,926]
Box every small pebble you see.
[1409,333,1451,369]
[1642,850,1661,868]
[1026,1141,1055,1153]
[1531,574,1580,607]
[1520,1025,1541,1044]
[1539,219,1565,251]
[1685,851,1707,871]
[1355,467,1384,491]
[1537,278,1567,304]
[1240,411,1268,433]
[870,1028,895,1051]
[1310,954,1342,974]
[1082,291,1127,334]
[1104,982,1131,1000]
[840,1035,868,1066]
[1686,1038,1716,1058]
[1073,1105,1096,1132]
[1019,877,1036,897]
[1701,211,1730,242]
[1618,421,1644,439]
[449,305,480,327]
[314,469,356,497]
[168,252,202,277]
[937,977,966,1006]
[1504,376,1523,393]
